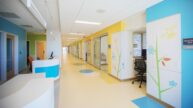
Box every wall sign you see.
[183,38,193,49]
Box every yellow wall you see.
[70,21,125,74]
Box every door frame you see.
[100,35,108,71]
[6,35,15,78]
[93,37,101,69]
[0,31,18,81]
[35,40,46,60]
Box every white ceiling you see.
[0,0,60,32]
[61,35,83,46]
[32,0,60,31]
[59,0,163,38]
[0,0,45,32]
[0,0,163,46]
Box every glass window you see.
[133,34,142,57]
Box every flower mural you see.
[147,14,181,107]
[148,37,177,99]
[147,46,155,55]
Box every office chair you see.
[132,59,146,88]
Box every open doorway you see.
[6,35,15,80]
[26,41,30,66]
[27,41,30,58]
[35,41,46,60]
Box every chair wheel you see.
[132,81,134,84]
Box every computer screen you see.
[142,49,146,60]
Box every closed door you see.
[36,41,46,60]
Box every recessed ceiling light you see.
[67,38,78,40]
[75,20,101,25]
[69,32,86,36]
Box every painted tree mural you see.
[148,37,177,99]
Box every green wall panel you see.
[27,33,46,57]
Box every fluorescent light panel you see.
[75,20,101,25]
[26,0,47,28]
[69,32,86,36]
[67,38,78,40]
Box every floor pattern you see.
[79,69,94,73]
[58,54,147,108]
[132,96,166,108]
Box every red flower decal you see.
[163,57,171,61]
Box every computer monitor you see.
[49,52,54,59]
[142,49,146,60]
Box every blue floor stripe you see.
[132,96,166,108]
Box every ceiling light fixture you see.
[21,0,47,28]
[67,38,79,40]
[75,20,101,25]
[69,32,86,36]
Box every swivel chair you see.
[132,58,146,88]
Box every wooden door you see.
[36,41,46,60]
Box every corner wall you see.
[0,17,27,72]
[46,31,62,65]
[146,0,193,107]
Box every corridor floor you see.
[58,54,146,108]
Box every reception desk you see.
[0,74,55,108]
[32,59,60,79]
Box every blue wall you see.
[0,17,27,72]
[147,0,193,108]
[0,33,1,78]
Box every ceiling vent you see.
[21,25,33,28]
[0,12,20,18]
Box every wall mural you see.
[111,33,122,78]
[111,31,133,80]
[147,14,181,108]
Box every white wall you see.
[124,11,146,32]
[147,14,181,108]
[46,31,62,65]
[142,33,147,49]
[111,31,134,80]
